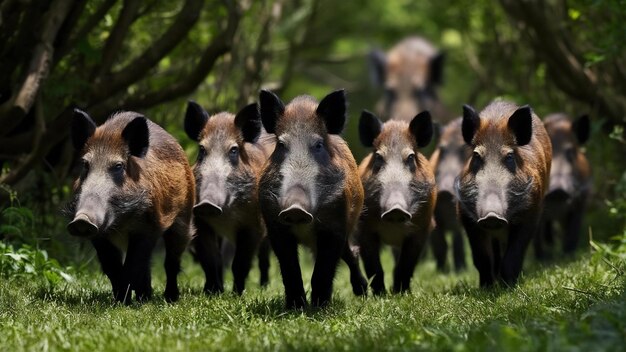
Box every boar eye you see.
[197,145,206,162]
[504,152,516,172]
[565,147,576,161]
[406,153,416,164]
[469,151,483,172]
[313,140,324,152]
[229,146,239,164]
[80,160,90,177]
[372,152,385,173]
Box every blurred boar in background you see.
[258,89,367,308]
[456,101,551,287]
[369,36,451,122]
[67,110,194,304]
[535,113,591,260]
[357,109,436,295]
[429,117,469,272]
[185,102,273,294]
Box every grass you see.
[0,246,625,351]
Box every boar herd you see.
[66,36,591,308]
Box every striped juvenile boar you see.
[258,89,367,308]
[429,117,469,272]
[457,101,551,287]
[184,101,273,294]
[535,113,591,259]
[357,110,436,294]
[67,109,194,303]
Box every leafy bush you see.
[0,242,74,287]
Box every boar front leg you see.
[232,228,257,295]
[393,233,426,293]
[562,205,584,255]
[193,221,224,294]
[430,225,448,272]
[163,220,191,302]
[257,237,271,287]
[124,233,158,303]
[462,213,496,288]
[359,230,385,295]
[269,225,306,309]
[341,243,368,296]
[452,227,467,271]
[311,229,344,307]
[500,223,534,286]
[92,237,125,302]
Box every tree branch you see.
[92,0,142,79]
[91,0,205,102]
[89,0,241,116]
[0,0,74,129]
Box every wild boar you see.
[428,117,469,272]
[368,36,451,122]
[456,101,551,287]
[535,113,591,259]
[184,101,273,294]
[67,109,194,303]
[357,110,436,294]
[258,89,367,308]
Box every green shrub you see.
[0,242,74,287]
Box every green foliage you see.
[0,242,74,287]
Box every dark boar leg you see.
[311,229,344,307]
[500,223,534,286]
[393,234,425,293]
[430,226,448,272]
[360,231,385,295]
[452,228,466,271]
[534,220,549,261]
[232,228,256,295]
[163,222,191,302]
[92,238,125,302]
[269,227,306,309]
[563,206,584,255]
[194,221,224,294]
[341,244,368,296]
[258,237,271,287]
[124,234,158,303]
[463,214,496,287]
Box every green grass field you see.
[1,246,625,351]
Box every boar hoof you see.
[279,205,313,225]
[67,214,98,237]
[381,207,412,223]
[193,201,223,218]
[477,212,508,230]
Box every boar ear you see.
[259,90,284,134]
[429,52,445,86]
[234,103,262,143]
[71,108,97,151]
[317,89,347,135]
[573,114,590,145]
[122,116,150,158]
[185,100,209,141]
[359,110,382,147]
[409,111,434,148]
[462,104,480,145]
[508,105,533,146]
[368,49,387,87]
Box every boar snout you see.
[545,188,570,203]
[477,212,508,230]
[193,200,223,218]
[67,213,99,237]
[279,204,314,225]
[381,189,412,223]
[279,185,313,225]
[381,206,412,223]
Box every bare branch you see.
[0,0,74,127]
[91,0,205,102]
[89,0,241,116]
[92,0,142,79]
